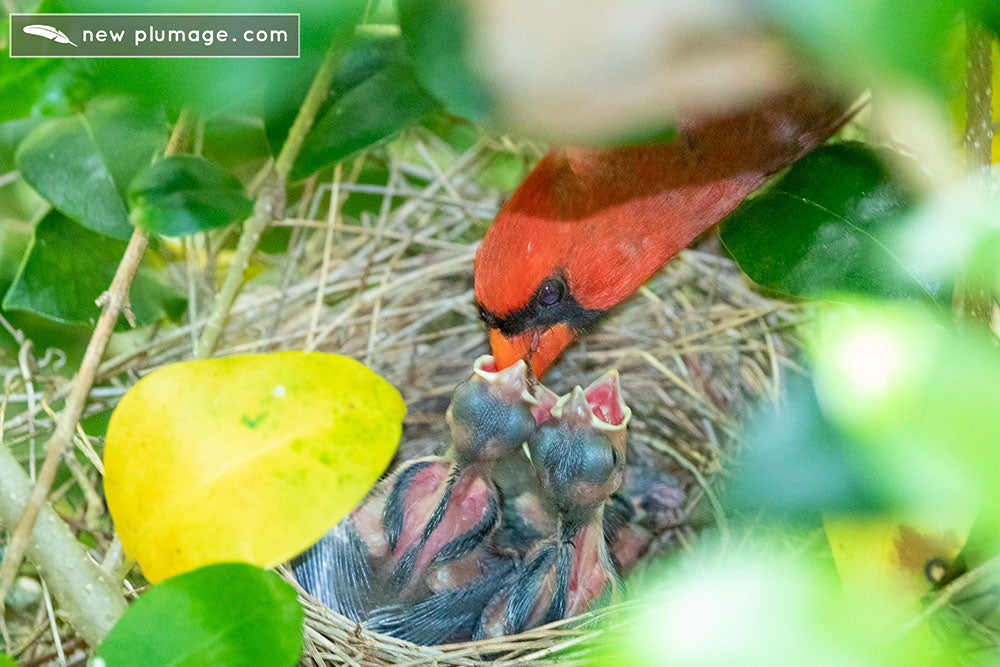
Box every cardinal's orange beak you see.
[489,325,575,377]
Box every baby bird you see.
[294,355,543,629]
[477,371,631,638]
[604,460,686,576]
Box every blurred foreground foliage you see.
[1,0,999,664]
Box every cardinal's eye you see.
[537,278,565,307]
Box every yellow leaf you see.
[104,351,405,583]
[823,513,974,624]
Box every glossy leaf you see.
[2,210,184,328]
[293,61,439,179]
[15,97,167,240]
[104,352,405,583]
[129,156,253,237]
[97,563,302,667]
[720,143,944,303]
[397,0,492,122]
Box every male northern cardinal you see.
[475,87,851,375]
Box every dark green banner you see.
[9,13,299,58]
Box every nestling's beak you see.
[489,324,575,377]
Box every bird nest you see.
[2,128,804,665]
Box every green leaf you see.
[720,143,945,303]
[730,299,1000,542]
[97,563,303,667]
[3,210,184,327]
[0,652,18,667]
[761,0,958,93]
[53,0,366,117]
[129,156,253,237]
[397,0,493,121]
[292,62,439,179]
[0,56,60,123]
[725,374,892,519]
[0,118,44,174]
[265,24,410,154]
[15,97,167,240]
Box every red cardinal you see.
[475,87,850,375]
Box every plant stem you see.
[0,443,126,648]
[0,109,196,638]
[964,19,994,174]
[194,43,341,359]
[953,17,995,325]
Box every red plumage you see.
[475,87,850,374]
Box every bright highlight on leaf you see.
[104,352,405,583]
[97,563,303,667]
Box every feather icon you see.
[22,24,78,47]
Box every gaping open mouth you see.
[530,383,559,425]
[584,370,629,428]
[472,354,537,407]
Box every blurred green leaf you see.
[731,299,1000,538]
[265,24,411,155]
[0,57,61,123]
[601,536,941,667]
[51,0,366,117]
[812,301,1000,518]
[397,0,493,122]
[292,62,439,178]
[726,374,892,518]
[720,143,945,303]
[0,118,45,174]
[129,156,253,237]
[966,0,1000,39]
[201,115,272,174]
[3,210,184,327]
[15,97,167,240]
[761,0,958,93]
[97,562,303,667]
[0,652,18,667]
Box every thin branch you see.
[306,164,343,349]
[0,442,127,648]
[900,554,1000,636]
[0,109,196,636]
[194,42,342,359]
[953,16,995,325]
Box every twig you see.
[899,554,1000,636]
[307,163,343,349]
[953,16,995,325]
[0,441,127,648]
[40,580,65,666]
[0,109,195,637]
[194,41,343,359]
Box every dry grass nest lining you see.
[2,128,806,666]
